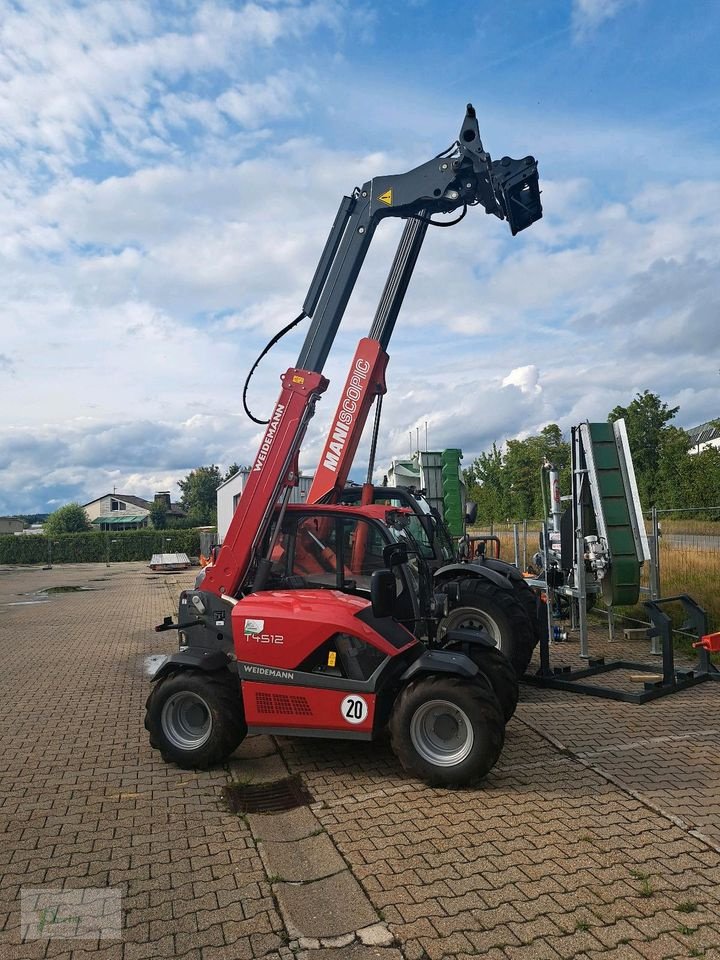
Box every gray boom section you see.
[294,104,541,377]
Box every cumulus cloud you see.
[502,365,542,395]
[0,0,344,179]
[0,2,718,515]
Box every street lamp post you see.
[106,538,119,567]
[43,540,60,570]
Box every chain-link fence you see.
[475,508,719,633]
[650,506,720,633]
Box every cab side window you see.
[266,513,391,593]
[291,516,341,587]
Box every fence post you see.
[512,523,520,568]
[650,506,662,655]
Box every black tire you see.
[442,640,518,722]
[389,675,505,787]
[144,669,247,769]
[438,578,537,676]
[482,558,548,654]
[507,571,549,652]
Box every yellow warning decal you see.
[328,651,337,667]
[377,188,393,206]
[292,375,305,384]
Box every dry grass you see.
[656,517,720,535]
[656,545,719,633]
[469,520,720,634]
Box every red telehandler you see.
[145,105,542,786]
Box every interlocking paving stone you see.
[0,563,282,960]
[296,950,403,960]
[278,629,720,960]
[3,565,720,960]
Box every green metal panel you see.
[441,448,464,539]
[585,423,642,606]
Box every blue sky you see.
[1,0,719,514]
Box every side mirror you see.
[382,542,408,567]
[465,501,478,524]
[370,569,397,618]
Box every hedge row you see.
[0,529,204,565]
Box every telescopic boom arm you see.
[200,104,542,600]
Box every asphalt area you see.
[1,562,719,960]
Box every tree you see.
[504,425,571,519]
[466,425,570,523]
[223,463,245,481]
[466,444,508,524]
[44,503,91,535]
[149,498,168,530]
[178,465,223,525]
[608,390,679,506]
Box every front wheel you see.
[443,641,518,722]
[145,669,247,769]
[389,676,505,787]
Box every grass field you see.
[469,520,719,635]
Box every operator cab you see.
[261,503,421,629]
[338,485,455,565]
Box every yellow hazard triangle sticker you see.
[377,188,393,206]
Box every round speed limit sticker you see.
[340,695,368,725]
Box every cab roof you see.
[283,502,410,522]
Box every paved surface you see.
[1,563,720,960]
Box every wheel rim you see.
[441,606,504,652]
[161,691,212,750]
[410,699,474,767]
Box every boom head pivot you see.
[454,102,541,234]
[363,103,541,234]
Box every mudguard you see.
[148,648,232,682]
[433,562,512,590]
[477,557,528,583]
[443,627,496,649]
[399,648,479,683]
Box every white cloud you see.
[502,366,542,395]
[0,0,342,178]
[0,2,718,515]
[572,0,635,37]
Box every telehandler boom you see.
[146,105,542,786]
[201,104,540,601]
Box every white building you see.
[687,420,720,455]
[216,470,313,542]
[82,492,185,531]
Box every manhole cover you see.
[223,775,313,814]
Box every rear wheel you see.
[389,675,505,787]
[145,669,247,769]
[438,578,536,676]
[506,571,548,655]
[443,641,518,722]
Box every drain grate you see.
[223,775,314,814]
